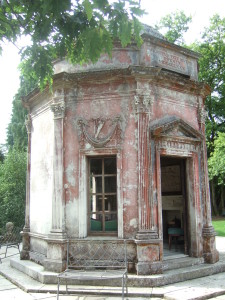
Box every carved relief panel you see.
[75,115,123,149]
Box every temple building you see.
[21,25,219,275]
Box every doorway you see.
[161,156,188,256]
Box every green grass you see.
[212,219,225,237]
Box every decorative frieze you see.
[50,102,65,119]
[158,87,197,107]
[157,139,200,153]
[76,115,123,148]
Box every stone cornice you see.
[53,67,211,99]
[130,66,211,97]
[21,66,211,109]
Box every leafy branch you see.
[0,0,144,89]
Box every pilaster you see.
[134,91,157,238]
[198,96,219,263]
[50,100,66,235]
[44,95,66,271]
[134,90,162,274]
[21,114,32,260]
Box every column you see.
[198,98,219,263]
[20,114,32,260]
[134,92,162,275]
[135,94,158,239]
[44,98,67,272]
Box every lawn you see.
[212,218,225,237]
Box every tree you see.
[7,98,27,150]
[208,132,225,214]
[0,0,143,89]
[208,132,225,185]
[191,15,225,215]
[6,75,37,150]
[155,11,192,45]
[0,148,27,228]
[192,15,225,153]
[0,147,4,162]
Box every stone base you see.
[136,261,163,275]
[204,250,219,264]
[203,225,219,264]
[44,232,67,272]
[20,228,30,260]
[135,238,163,275]
[20,250,30,260]
[29,251,46,266]
[136,230,159,240]
[43,258,66,273]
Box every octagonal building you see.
[21,25,219,276]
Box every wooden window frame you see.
[88,156,117,236]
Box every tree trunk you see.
[210,180,219,216]
[221,185,225,215]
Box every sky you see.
[1,0,225,146]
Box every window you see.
[88,156,117,234]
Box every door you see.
[161,156,188,254]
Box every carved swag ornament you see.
[76,115,123,148]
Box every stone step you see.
[130,262,225,288]
[2,257,225,300]
[163,255,204,271]
[10,256,225,289]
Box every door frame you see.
[156,149,202,258]
[159,155,188,254]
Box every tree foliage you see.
[0,148,26,228]
[7,97,28,150]
[192,15,225,153]
[155,11,192,45]
[208,132,225,185]
[0,0,143,89]
[190,15,225,214]
[6,75,37,150]
[0,147,4,162]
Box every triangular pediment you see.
[150,116,202,140]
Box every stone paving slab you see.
[0,276,16,291]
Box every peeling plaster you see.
[65,162,76,187]
[130,218,138,228]
[126,184,137,190]
[66,198,79,236]
[123,198,131,206]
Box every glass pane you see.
[90,214,102,231]
[104,157,116,174]
[105,195,117,211]
[91,195,102,212]
[105,176,116,193]
[90,158,102,175]
[90,176,102,193]
[105,214,117,231]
